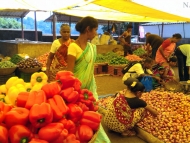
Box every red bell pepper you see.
[80,111,102,131]
[76,102,89,112]
[47,95,69,121]
[0,125,8,143]
[0,101,12,123]
[55,71,74,80]
[76,125,93,142]
[41,82,61,99]
[60,87,79,103]
[55,71,76,89]
[89,101,99,112]
[4,107,29,129]
[79,89,96,106]
[29,102,53,128]
[29,138,48,143]
[9,125,33,143]
[38,123,68,143]
[67,103,83,123]
[63,134,80,143]
[16,92,29,107]
[73,78,82,92]
[59,118,76,134]
[25,90,46,110]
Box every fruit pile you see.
[138,91,190,143]
[37,53,49,67]
[17,58,42,69]
[0,71,101,143]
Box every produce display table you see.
[0,40,51,58]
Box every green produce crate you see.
[0,73,15,85]
[19,72,33,82]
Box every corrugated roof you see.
[141,22,187,25]
[0,9,29,18]
[44,13,121,24]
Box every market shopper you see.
[145,32,163,59]
[155,33,182,64]
[175,44,190,81]
[67,16,111,143]
[160,56,177,82]
[118,24,133,56]
[122,57,160,82]
[46,24,74,82]
[104,77,158,136]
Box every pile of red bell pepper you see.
[0,71,102,143]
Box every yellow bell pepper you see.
[0,94,5,102]
[0,84,7,95]
[5,77,19,89]
[5,77,25,90]
[5,84,26,105]
[30,72,48,86]
[25,82,32,92]
[31,83,44,91]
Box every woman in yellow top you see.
[67,16,111,143]
[46,24,74,82]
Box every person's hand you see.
[153,76,161,81]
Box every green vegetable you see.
[0,61,16,68]
[10,54,24,64]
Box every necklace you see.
[77,39,91,63]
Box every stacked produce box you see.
[95,48,146,76]
[0,71,101,143]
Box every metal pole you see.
[34,11,38,41]
[21,17,24,39]
[52,13,57,41]
[161,22,164,38]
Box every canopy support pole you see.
[52,12,57,41]
[161,22,164,38]
[34,11,38,41]
[21,17,24,39]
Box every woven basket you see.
[88,128,99,143]
[18,67,41,73]
[0,67,17,75]
[164,80,184,92]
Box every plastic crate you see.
[0,73,15,85]
[108,65,125,76]
[19,72,33,82]
[96,63,108,74]
[94,65,99,75]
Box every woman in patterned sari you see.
[46,24,74,82]
[67,16,110,143]
[104,78,158,136]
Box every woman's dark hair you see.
[172,33,182,39]
[75,16,98,34]
[169,56,177,62]
[124,77,145,93]
[144,57,153,64]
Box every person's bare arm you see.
[145,105,158,117]
[67,55,76,72]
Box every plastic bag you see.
[140,76,153,92]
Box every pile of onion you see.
[137,91,190,143]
